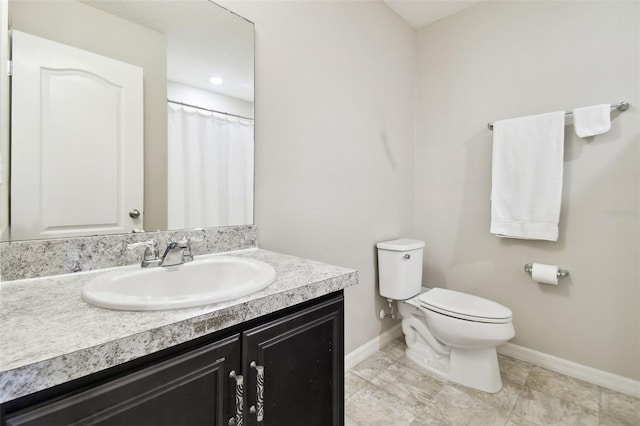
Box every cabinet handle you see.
[249,361,265,422]
[229,370,244,426]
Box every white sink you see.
[82,255,277,311]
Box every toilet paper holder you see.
[524,263,569,278]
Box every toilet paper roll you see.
[531,263,559,285]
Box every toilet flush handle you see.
[403,254,411,260]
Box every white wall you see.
[220,0,417,354]
[415,1,639,380]
[222,0,640,382]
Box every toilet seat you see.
[416,288,512,324]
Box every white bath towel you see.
[572,104,611,138]
[490,111,565,241]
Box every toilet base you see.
[405,346,449,376]
[405,344,503,393]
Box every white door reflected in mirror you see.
[10,30,143,240]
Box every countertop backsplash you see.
[0,225,257,281]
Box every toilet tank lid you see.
[377,239,425,251]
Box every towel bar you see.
[524,263,569,278]
[487,101,629,130]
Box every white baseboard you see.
[345,323,403,371]
[499,342,640,399]
[345,328,640,398]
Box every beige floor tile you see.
[345,381,423,426]
[599,387,640,426]
[345,371,368,399]
[410,385,510,426]
[498,354,533,386]
[524,366,600,412]
[395,354,448,383]
[599,413,639,426]
[513,387,599,426]
[349,340,631,426]
[409,403,447,426]
[391,350,521,412]
[451,376,522,412]
[370,361,444,405]
[351,351,396,381]
[505,414,539,426]
[345,413,360,426]
[380,336,406,360]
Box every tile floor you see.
[345,338,640,426]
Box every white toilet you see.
[377,238,515,393]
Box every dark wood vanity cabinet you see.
[1,292,344,426]
[243,294,344,426]
[3,336,242,426]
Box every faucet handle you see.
[127,240,160,267]
[182,235,204,262]
[127,240,157,251]
[173,238,190,248]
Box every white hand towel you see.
[572,104,611,138]
[490,111,565,241]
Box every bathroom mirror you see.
[3,0,254,241]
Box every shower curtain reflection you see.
[167,104,254,229]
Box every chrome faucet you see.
[127,236,202,268]
[160,239,190,267]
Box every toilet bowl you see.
[376,239,515,393]
[398,288,514,393]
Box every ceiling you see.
[79,1,480,102]
[383,0,482,29]
[83,0,254,102]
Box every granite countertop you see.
[0,248,358,404]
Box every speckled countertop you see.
[0,248,358,404]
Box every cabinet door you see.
[4,335,241,426]
[242,294,344,426]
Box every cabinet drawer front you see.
[243,294,344,426]
[5,335,241,426]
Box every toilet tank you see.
[376,239,425,300]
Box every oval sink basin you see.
[82,256,277,311]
